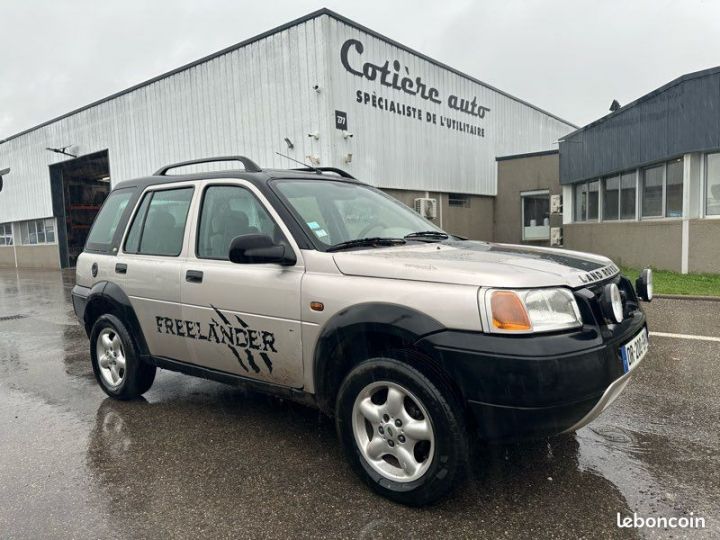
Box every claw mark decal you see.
[154,305,277,374]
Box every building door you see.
[49,150,111,268]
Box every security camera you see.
[307,131,320,140]
[342,131,354,139]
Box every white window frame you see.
[640,158,684,220]
[0,223,13,246]
[704,151,720,218]
[18,218,57,245]
[521,189,551,241]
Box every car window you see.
[274,180,443,247]
[85,188,133,249]
[197,185,285,260]
[124,187,194,256]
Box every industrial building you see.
[558,66,720,274]
[0,8,574,269]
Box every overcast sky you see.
[2,0,719,138]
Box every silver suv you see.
[72,156,652,505]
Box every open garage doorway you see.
[49,150,111,268]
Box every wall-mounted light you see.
[342,131,354,139]
[45,146,78,158]
[307,131,320,140]
[284,137,294,150]
[98,176,111,183]
[313,84,320,93]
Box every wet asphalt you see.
[0,269,718,539]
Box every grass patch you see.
[621,267,720,297]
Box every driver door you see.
[180,181,305,388]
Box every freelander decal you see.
[154,305,275,374]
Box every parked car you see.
[72,156,652,505]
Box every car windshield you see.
[273,179,446,248]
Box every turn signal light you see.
[491,291,531,331]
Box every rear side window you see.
[86,188,134,251]
[124,187,194,256]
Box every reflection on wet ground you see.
[0,269,718,538]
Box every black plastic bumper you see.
[71,284,90,322]
[416,310,647,441]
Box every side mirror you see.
[229,234,296,266]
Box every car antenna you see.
[274,151,322,175]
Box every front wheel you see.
[336,357,468,506]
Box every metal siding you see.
[1,13,574,224]
[324,17,574,195]
[560,71,720,184]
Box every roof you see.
[1,8,576,144]
[495,149,558,162]
[561,65,720,141]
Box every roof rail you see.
[292,166,355,179]
[154,156,262,176]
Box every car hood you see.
[331,240,619,289]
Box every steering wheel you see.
[357,222,387,238]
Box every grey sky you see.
[2,0,719,139]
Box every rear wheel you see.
[90,314,155,400]
[336,357,468,506]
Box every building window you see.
[705,153,720,216]
[603,175,620,220]
[665,159,683,217]
[602,171,636,220]
[574,183,587,222]
[0,223,13,246]
[521,190,550,240]
[574,180,600,222]
[587,180,599,220]
[448,193,470,208]
[18,218,55,245]
[641,159,684,218]
[620,172,637,219]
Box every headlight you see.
[483,288,582,333]
[635,268,653,302]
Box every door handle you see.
[185,270,204,283]
[115,263,127,274]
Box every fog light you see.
[601,283,623,323]
[635,268,653,302]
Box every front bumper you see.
[415,309,647,441]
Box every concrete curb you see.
[654,294,720,302]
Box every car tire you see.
[90,314,156,400]
[336,356,468,506]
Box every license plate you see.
[620,328,649,372]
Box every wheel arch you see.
[84,281,149,357]
[313,302,455,415]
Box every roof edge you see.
[496,149,558,162]
[561,65,720,141]
[2,7,577,144]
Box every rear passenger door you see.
[180,181,304,388]
[120,183,196,363]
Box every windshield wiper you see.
[404,231,449,242]
[326,237,406,252]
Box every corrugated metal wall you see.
[0,12,574,223]
[0,17,330,223]
[559,69,720,184]
[324,17,574,195]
